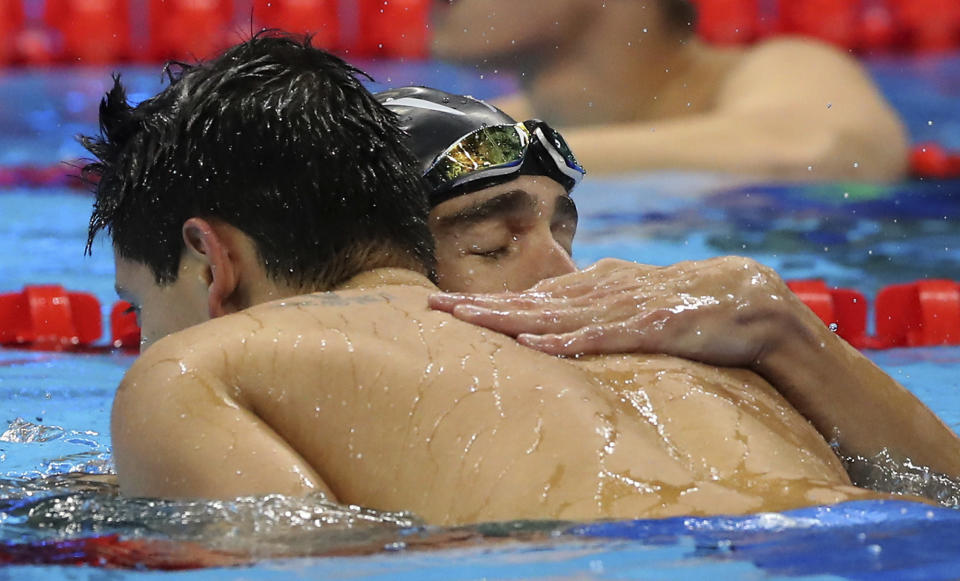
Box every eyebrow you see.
[434,190,538,231]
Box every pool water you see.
[2,55,960,579]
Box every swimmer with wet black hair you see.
[432,0,907,182]
[378,86,960,497]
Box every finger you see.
[428,291,519,311]
[527,264,648,299]
[516,323,655,356]
[526,275,598,299]
[429,291,558,312]
[450,303,602,337]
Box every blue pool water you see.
[1,55,960,579]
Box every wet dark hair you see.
[80,32,435,289]
[661,0,697,38]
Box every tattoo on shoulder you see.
[274,292,392,309]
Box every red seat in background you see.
[690,0,762,45]
[892,0,960,52]
[147,0,234,62]
[252,0,339,51]
[778,0,860,50]
[0,0,24,65]
[44,0,131,64]
[354,0,430,58]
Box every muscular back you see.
[112,272,893,525]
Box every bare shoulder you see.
[112,325,234,419]
[719,36,880,105]
[742,36,862,67]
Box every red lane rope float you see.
[909,143,960,179]
[875,280,960,347]
[0,164,88,191]
[787,279,960,349]
[0,286,138,352]
[0,534,249,570]
[0,285,101,350]
[3,281,960,353]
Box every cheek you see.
[139,304,176,347]
[139,290,206,345]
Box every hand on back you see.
[430,256,811,369]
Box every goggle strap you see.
[533,126,584,185]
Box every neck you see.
[336,268,436,292]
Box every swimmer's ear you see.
[181,217,241,319]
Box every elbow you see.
[797,118,909,183]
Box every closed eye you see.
[473,247,509,259]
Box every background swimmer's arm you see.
[430,256,960,480]
[561,39,907,182]
[111,347,336,500]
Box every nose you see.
[532,232,577,283]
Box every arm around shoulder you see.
[756,310,960,478]
[111,337,335,500]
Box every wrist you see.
[751,296,836,387]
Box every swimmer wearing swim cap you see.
[377,86,584,292]
[377,89,960,498]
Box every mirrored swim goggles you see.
[423,119,585,206]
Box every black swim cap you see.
[377,86,577,206]
[377,86,517,175]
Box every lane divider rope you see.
[2,280,959,353]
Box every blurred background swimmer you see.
[431,0,908,181]
[378,86,960,495]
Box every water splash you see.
[844,450,960,508]
[0,482,423,558]
[0,417,65,443]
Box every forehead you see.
[430,176,569,219]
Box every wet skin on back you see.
[111,269,901,525]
